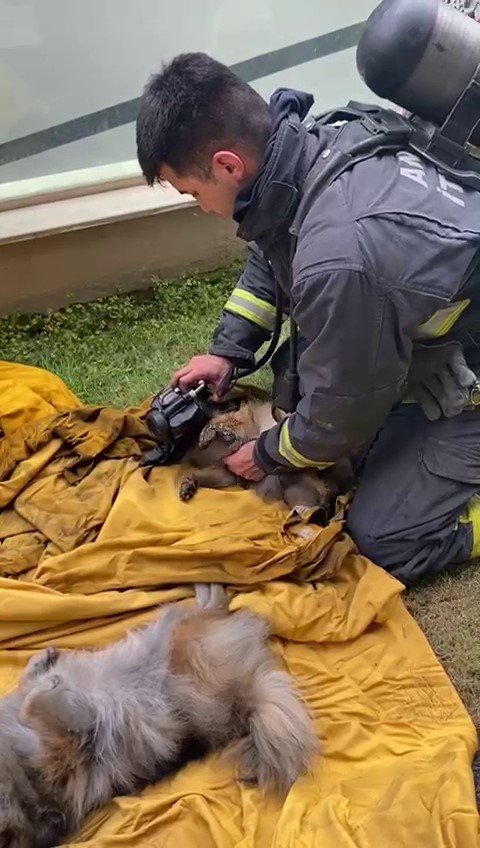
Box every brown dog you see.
[179,397,352,511]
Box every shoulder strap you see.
[307,100,396,128]
[296,100,480,234]
[293,105,411,234]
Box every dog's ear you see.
[20,676,95,737]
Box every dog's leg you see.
[178,475,199,501]
[179,466,238,501]
[255,475,283,503]
[194,584,227,611]
[281,474,331,510]
[193,466,239,488]
[198,422,241,450]
[198,421,244,450]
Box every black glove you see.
[406,341,477,421]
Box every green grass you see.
[406,569,480,729]
[1,264,479,741]
[0,264,252,408]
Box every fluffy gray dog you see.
[0,584,317,847]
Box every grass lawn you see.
[0,264,245,409]
[1,264,479,744]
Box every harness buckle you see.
[468,380,480,407]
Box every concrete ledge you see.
[0,182,195,244]
[0,160,143,211]
[0,201,243,315]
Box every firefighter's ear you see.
[212,151,246,185]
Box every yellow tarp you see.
[0,360,478,847]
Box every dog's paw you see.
[216,426,238,445]
[179,476,198,501]
[199,423,238,449]
[198,424,217,449]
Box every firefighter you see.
[136,51,480,584]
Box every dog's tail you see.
[194,583,317,793]
[239,659,318,795]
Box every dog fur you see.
[179,397,353,510]
[0,585,317,847]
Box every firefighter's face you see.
[161,150,253,218]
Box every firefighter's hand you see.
[406,341,477,420]
[171,354,233,398]
[224,440,266,482]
